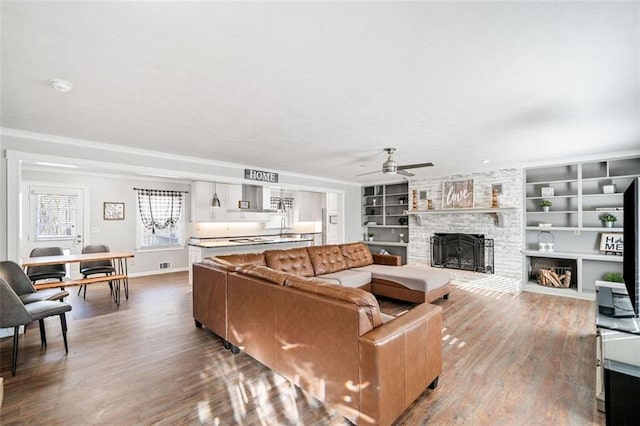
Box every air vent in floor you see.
[159,262,171,270]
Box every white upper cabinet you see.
[190,181,213,222]
[295,191,323,222]
[190,181,232,222]
[226,184,243,210]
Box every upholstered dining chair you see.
[78,244,116,299]
[0,260,69,304]
[0,277,72,375]
[26,247,67,284]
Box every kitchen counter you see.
[189,234,314,248]
[187,233,319,284]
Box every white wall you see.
[22,169,190,275]
[1,129,363,267]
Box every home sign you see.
[244,168,278,183]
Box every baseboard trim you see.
[128,267,188,278]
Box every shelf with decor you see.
[362,182,409,264]
[523,156,637,299]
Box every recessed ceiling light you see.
[481,159,490,164]
[35,161,78,168]
[50,78,73,93]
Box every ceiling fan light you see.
[382,159,397,174]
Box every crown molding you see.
[1,127,361,187]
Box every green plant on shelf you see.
[601,272,624,283]
[599,213,617,223]
[540,200,552,207]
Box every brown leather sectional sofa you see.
[192,242,450,425]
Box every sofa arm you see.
[372,253,402,266]
[358,303,442,425]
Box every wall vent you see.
[159,262,171,270]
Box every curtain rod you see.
[133,187,189,193]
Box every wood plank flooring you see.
[0,272,604,425]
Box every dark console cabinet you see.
[604,361,640,425]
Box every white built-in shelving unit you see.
[523,156,639,299]
[362,182,409,263]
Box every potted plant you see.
[599,213,617,228]
[601,272,624,283]
[368,233,374,241]
[540,199,552,212]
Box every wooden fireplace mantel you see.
[404,207,517,227]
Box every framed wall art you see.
[103,202,125,220]
[442,179,474,209]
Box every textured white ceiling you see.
[2,1,639,183]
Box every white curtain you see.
[136,189,183,233]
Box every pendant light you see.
[277,188,286,212]
[211,182,221,208]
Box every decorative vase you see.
[368,237,374,241]
[542,206,550,212]
[604,221,614,228]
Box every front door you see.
[22,183,86,277]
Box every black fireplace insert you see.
[430,233,494,273]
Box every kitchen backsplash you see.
[188,221,321,239]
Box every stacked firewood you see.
[537,269,571,288]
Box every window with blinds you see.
[35,193,78,240]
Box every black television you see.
[623,177,640,317]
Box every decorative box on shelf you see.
[541,187,555,197]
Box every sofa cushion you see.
[355,264,451,292]
[207,253,266,271]
[237,264,290,285]
[307,245,349,275]
[264,247,315,277]
[284,275,383,329]
[340,243,374,268]
[317,269,371,288]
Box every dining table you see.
[22,252,134,306]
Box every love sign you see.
[442,179,474,209]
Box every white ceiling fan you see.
[357,147,434,177]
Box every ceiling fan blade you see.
[356,170,382,177]
[397,169,414,177]
[397,162,434,170]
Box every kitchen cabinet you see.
[226,184,243,210]
[191,181,219,222]
[191,182,244,222]
[295,191,323,222]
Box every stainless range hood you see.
[228,184,277,212]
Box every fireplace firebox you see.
[431,233,494,273]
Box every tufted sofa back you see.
[307,245,349,275]
[207,252,266,271]
[264,247,315,277]
[339,242,374,268]
[238,264,290,285]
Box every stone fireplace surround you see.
[407,169,524,288]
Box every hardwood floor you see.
[0,272,604,425]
